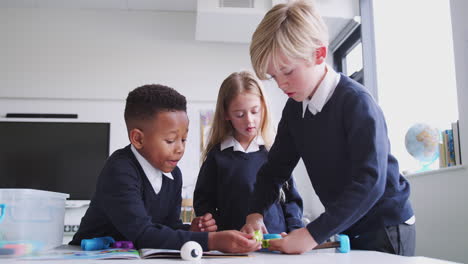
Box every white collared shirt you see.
[302,65,341,118]
[220,135,265,153]
[131,145,173,195]
[405,215,416,225]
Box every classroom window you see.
[333,25,364,84]
[372,0,459,173]
[345,42,363,80]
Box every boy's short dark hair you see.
[124,84,187,131]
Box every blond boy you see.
[242,0,416,256]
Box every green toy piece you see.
[253,230,263,243]
[253,231,282,248]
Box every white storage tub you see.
[0,189,69,252]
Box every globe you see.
[405,123,440,171]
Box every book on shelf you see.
[447,129,456,166]
[439,121,462,168]
[439,142,447,168]
[451,121,462,165]
[441,130,453,167]
[21,248,249,260]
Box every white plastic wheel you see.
[180,241,203,261]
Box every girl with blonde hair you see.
[194,70,303,234]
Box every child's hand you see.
[189,213,217,232]
[208,230,261,253]
[267,227,317,254]
[240,213,268,235]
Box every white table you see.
[3,247,460,264]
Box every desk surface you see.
[6,249,459,264]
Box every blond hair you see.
[250,0,329,80]
[201,71,275,161]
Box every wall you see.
[0,7,250,243]
[0,8,251,101]
[404,1,468,263]
[0,5,328,223]
[0,7,250,191]
[0,6,326,245]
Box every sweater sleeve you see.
[193,150,219,219]
[306,92,389,244]
[248,102,301,216]
[99,160,208,250]
[281,177,304,232]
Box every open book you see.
[139,248,249,259]
[22,248,249,260]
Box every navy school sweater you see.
[69,145,209,250]
[194,146,304,234]
[248,74,414,244]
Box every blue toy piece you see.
[261,233,282,248]
[263,234,282,240]
[0,204,6,223]
[335,234,350,253]
[81,236,115,251]
[0,204,5,240]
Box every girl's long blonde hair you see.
[202,71,275,161]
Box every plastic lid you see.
[0,189,70,199]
